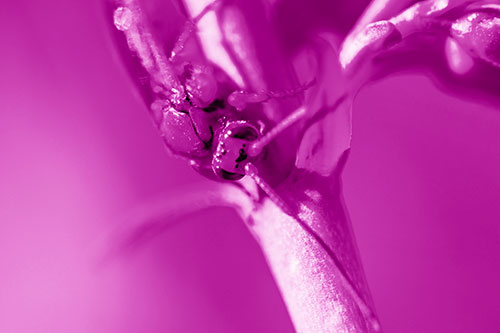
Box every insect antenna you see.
[169,0,222,61]
[191,0,222,23]
[248,105,307,157]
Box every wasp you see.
[112,0,313,197]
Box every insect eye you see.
[230,125,259,140]
[212,121,260,181]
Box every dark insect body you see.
[112,1,312,184]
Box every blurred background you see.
[1,0,499,332]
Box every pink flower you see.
[107,0,499,331]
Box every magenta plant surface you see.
[1,0,499,332]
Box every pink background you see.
[1,0,500,332]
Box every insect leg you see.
[191,0,222,24]
[247,106,307,157]
[227,80,316,111]
[169,0,222,62]
[266,79,316,99]
[169,22,197,62]
[113,1,185,103]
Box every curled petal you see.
[340,0,500,104]
[451,9,500,67]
